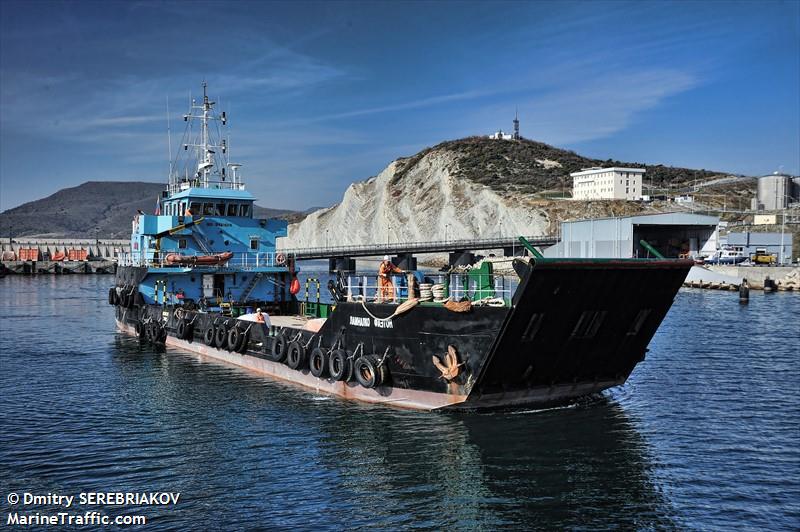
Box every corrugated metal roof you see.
[562,212,719,226]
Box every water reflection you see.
[107,333,675,529]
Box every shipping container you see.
[68,249,88,261]
[18,248,40,261]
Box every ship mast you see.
[182,81,228,189]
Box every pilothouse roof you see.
[169,187,255,201]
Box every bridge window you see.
[203,203,214,215]
[240,204,251,217]
[179,239,187,249]
[250,238,259,250]
[189,202,200,215]
[227,204,238,216]
[215,203,225,216]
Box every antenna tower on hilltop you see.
[513,107,520,140]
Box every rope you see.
[350,343,364,361]
[358,297,419,324]
[302,334,316,350]
[378,347,390,366]
[472,297,507,307]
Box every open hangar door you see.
[633,223,716,258]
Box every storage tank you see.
[757,173,792,210]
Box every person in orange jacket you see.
[377,255,404,303]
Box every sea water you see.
[1,276,798,530]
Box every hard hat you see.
[383,255,389,261]
[256,308,262,312]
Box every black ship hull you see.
[113,258,692,410]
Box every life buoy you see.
[275,252,286,266]
[328,349,352,382]
[309,347,328,378]
[354,355,388,388]
[286,340,306,369]
[290,277,301,296]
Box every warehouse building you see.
[544,213,719,259]
[723,232,793,264]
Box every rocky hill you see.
[284,137,741,248]
[395,137,726,196]
[0,181,298,238]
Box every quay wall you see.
[706,265,798,284]
[1,238,130,260]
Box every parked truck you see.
[751,248,777,265]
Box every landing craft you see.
[112,83,693,410]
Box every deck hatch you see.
[627,308,652,336]
[570,310,607,339]
[522,313,544,342]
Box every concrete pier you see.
[0,260,117,275]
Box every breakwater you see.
[684,265,800,291]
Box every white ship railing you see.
[118,251,290,270]
[338,273,513,306]
[166,180,247,195]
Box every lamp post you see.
[780,201,786,265]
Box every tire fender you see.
[286,340,306,370]
[214,326,228,349]
[329,349,353,382]
[203,326,216,346]
[309,347,328,378]
[355,354,388,388]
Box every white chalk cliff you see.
[282,150,550,248]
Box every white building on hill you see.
[488,130,513,140]
[571,167,645,200]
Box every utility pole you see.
[780,202,786,265]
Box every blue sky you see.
[1,0,798,211]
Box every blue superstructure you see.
[118,83,294,311]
